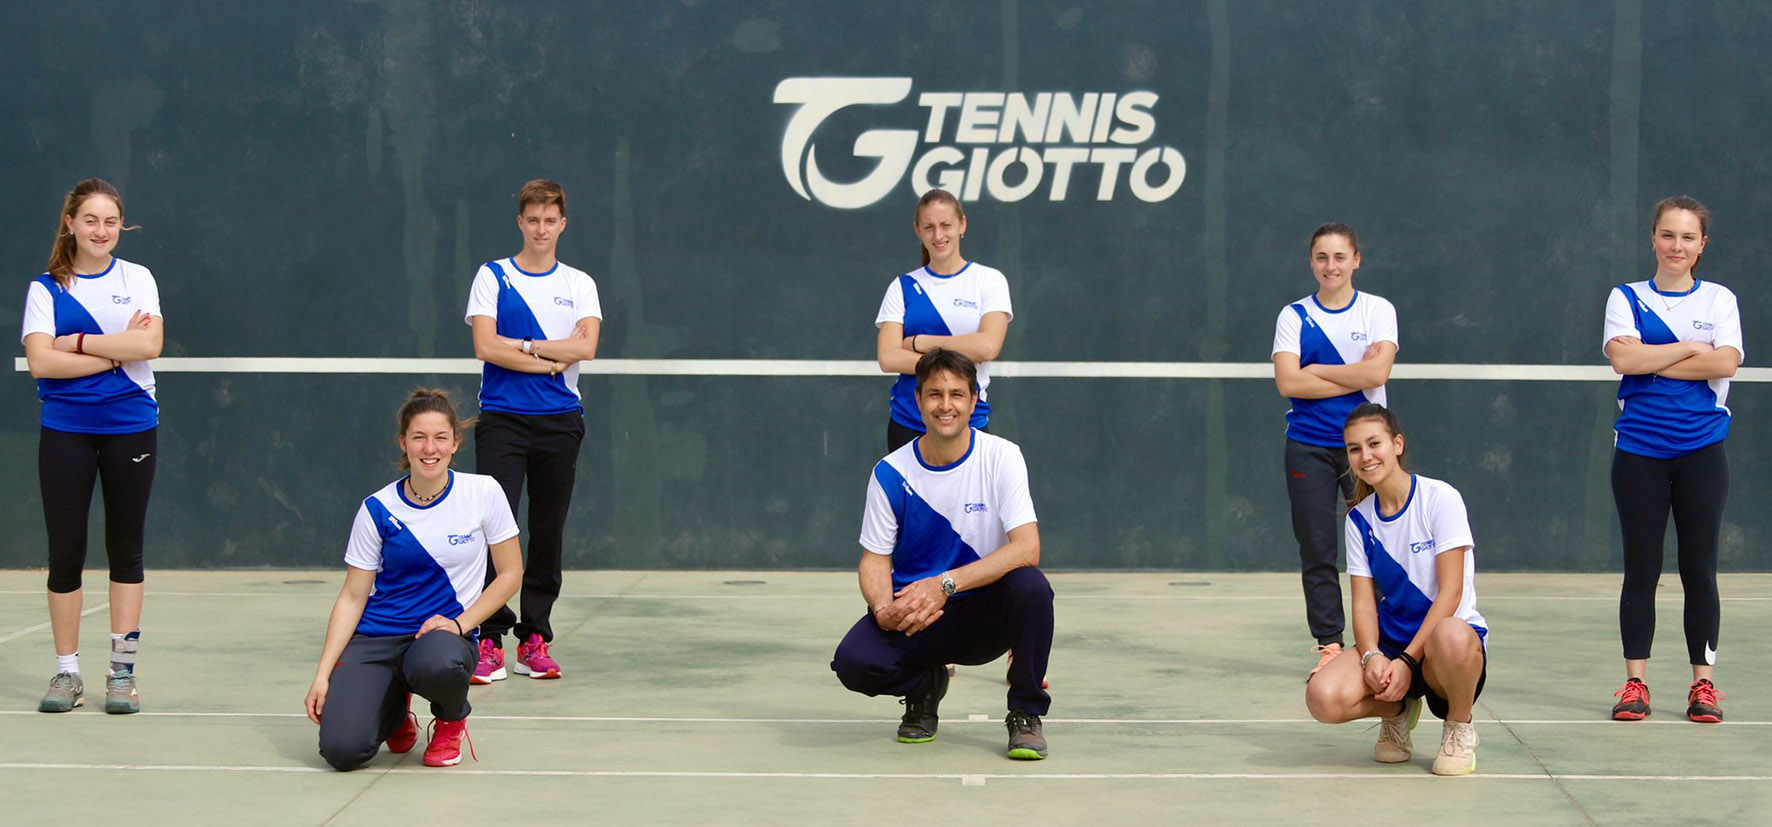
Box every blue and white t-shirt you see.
[859,430,1037,592]
[345,471,520,637]
[1271,291,1398,448]
[1603,280,1743,459]
[464,258,602,416]
[1344,474,1487,656]
[19,258,161,434]
[875,263,1013,430]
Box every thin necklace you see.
[407,477,441,503]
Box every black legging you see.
[1612,442,1727,665]
[39,427,157,594]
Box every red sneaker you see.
[422,718,475,767]
[1611,677,1650,721]
[385,694,419,753]
[514,634,562,679]
[1687,679,1725,723]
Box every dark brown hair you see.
[1344,402,1408,507]
[914,189,966,267]
[396,389,472,471]
[1653,195,1710,271]
[1309,222,1359,255]
[518,178,566,216]
[913,348,980,395]
[46,178,136,289]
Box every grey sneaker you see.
[39,672,85,713]
[105,672,141,714]
[896,665,949,743]
[1005,710,1048,760]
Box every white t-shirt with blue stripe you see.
[19,258,161,434]
[859,430,1037,592]
[1344,474,1487,655]
[345,471,520,637]
[464,258,602,416]
[874,263,1013,430]
[1603,279,1743,459]
[1271,291,1398,448]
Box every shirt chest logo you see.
[1409,539,1434,554]
[553,297,574,308]
[447,532,479,545]
[1350,331,1367,342]
[1692,320,1715,332]
[964,502,989,513]
[953,298,978,309]
[112,295,132,305]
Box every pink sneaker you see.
[513,634,562,679]
[471,638,506,685]
[386,693,419,753]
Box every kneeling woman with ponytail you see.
[305,390,523,770]
[1304,404,1488,776]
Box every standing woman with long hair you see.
[875,189,1013,452]
[21,178,163,715]
[1272,223,1398,678]
[306,390,522,770]
[1604,196,1741,723]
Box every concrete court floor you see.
[0,570,1767,826]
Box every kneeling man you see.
[831,349,1053,760]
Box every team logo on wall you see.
[775,77,1186,209]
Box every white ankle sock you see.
[56,652,79,675]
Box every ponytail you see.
[45,178,134,290]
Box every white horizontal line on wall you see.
[14,357,1771,382]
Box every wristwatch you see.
[939,574,957,596]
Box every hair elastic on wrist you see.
[451,617,464,635]
[1396,651,1420,671]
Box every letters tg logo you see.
[775,77,1187,209]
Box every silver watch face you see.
[941,577,956,596]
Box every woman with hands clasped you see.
[1304,404,1488,776]
[305,390,522,770]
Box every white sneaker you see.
[1375,696,1421,763]
[1432,719,1478,776]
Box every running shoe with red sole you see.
[1612,677,1650,720]
[514,634,562,679]
[1687,678,1725,723]
[472,638,506,685]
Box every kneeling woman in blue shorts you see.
[1305,403,1488,776]
[305,390,523,770]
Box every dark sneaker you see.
[1686,679,1725,723]
[896,666,949,743]
[1611,677,1650,721]
[39,672,85,713]
[1005,711,1048,760]
[104,672,141,714]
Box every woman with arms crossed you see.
[1272,223,1398,678]
[306,390,522,770]
[1604,196,1740,723]
[22,178,164,715]
[1305,404,1487,776]
[875,189,1012,452]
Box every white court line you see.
[1,763,1767,782]
[16,357,1772,382]
[0,604,111,646]
[0,590,1762,602]
[0,710,1764,726]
